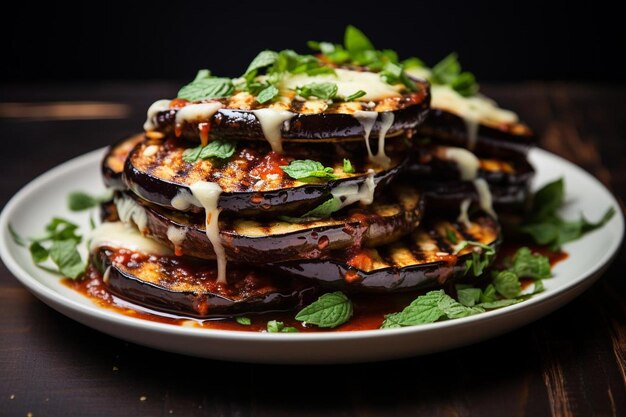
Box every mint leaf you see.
[342,158,355,174]
[446,228,458,244]
[480,284,497,303]
[49,239,85,279]
[68,190,112,211]
[236,317,251,326]
[344,25,375,53]
[493,270,521,299]
[280,159,337,180]
[301,197,341,219]
[267,320,299,333]
[429,53,478,97]
[183,140,236,163]
[295,291,353,328]
[296,82,338,100]
[403,57,426,69]
[456,287,482,307]
[178,70,234,101]
[508,247,551,279]
[455,240,496,277]
[29,241,49,263]
[245,50,279,76]
[345,90,367,101]
[256,85,279,104]
[528,178,564,222]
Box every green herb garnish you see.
[236,317,251,326]
[342,159,355,173]
[280,159,337,180]
[345,90,367,101]
[67,191,112,212]
[295,291,353,328]
[178,69,234,101]
[182,140,236,163]
[296,82,338,100]
[266,320,299,333]
[520,178,615,250]
[256,85,279,104]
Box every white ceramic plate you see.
[0,148,623,364]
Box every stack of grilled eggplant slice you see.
[90,45,536,321]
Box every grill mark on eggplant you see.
[273,214,501,293]
[114,184,424,264]
[93,247,318,318]
[124,138,409,216]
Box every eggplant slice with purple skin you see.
[124,137,409,217]
[114,184,424,263]
[92,246,318,318]
[101,133,145,189]
[403,144,534,212]
[417,109,536,158]
[273,214,501,293]
[147,79,430,143]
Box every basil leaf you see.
[245,50,278,76]
[267,320,298,333]
[29,241,49,263]
[49,239,85,279]
[456,287,482,307]
[256,85,279,104]
[236,317,251,326]
[345,90,366,101]
[445,228,458,244]
[68,190,112,211]
[178,73,234,101]
[342,158,355,173]
[508,247,551,279]
[296,82,338,100]
[344,25,375,53]
[44,217,81,242]
[295,291,353,328]
[183,140,236,163]
[493,270,521,299]
[280,159,337,180]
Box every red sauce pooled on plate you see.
[63,242,568,333]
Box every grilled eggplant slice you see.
[115,184,424,263]
[405,144,535,186]
[418,109,536,157]
[92,246,317,318]
[102,134,145,189]
[124,138,408,216]
[146,79,429,143]
[274,214,501,293]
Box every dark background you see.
[3,2,624,84]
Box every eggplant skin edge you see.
[419,109,536,157]
[152,87,430,143]
[93,249,318,318]
[272,216,502,293]
[123,154,408,216]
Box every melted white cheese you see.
[473,178,497,218]
[457,198,472,229]
[442,147,480,181]
[281,68,401,102]
[89,222,172,255]
[114,194,148,233]
[166,225,187,249]
[143,99,171,131]
[353,110,378,161]
[189,181,227,284]
[251,108,294,153]
[331,170,376,208]
[171,189,201,211]
[373,112,394,169]
[175,102,223,132]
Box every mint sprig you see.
[178,69,234,101]
[520,178,615,250]
[68,190,113,212]
[295,291,353,328]
[280,159,337,180]
[183,140,236,163]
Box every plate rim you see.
[0,146,623,343]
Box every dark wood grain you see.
[0,83,624,417]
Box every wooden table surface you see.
[0,83,624,417]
